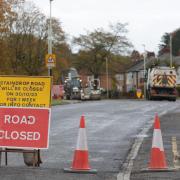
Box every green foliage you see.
[159,33,169,55]
[72,23,133,77]
[172,30,180,56]
[0,0,71,80]
[159,29,180,56]
[0,0,133,84]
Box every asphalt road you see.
[1,99,180,180]
[130,110,180,180]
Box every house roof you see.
[127,60,144,72]
[127,57,156,72]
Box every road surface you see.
[1,99,180,180]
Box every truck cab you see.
[63,68,82,100]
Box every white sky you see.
[31,0,180,54]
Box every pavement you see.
[0,100,180,180]
[130,109,180,180]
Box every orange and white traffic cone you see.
[64,115,97,173]
[148,113,167,170]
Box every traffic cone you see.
[148,113,167,170]
[64,115,97,173]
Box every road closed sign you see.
[0,107,50,149]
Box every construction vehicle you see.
[146,66,177,101]
[63,68,82,100]
[81,78,101,100]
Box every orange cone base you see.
[149,148,167,170]
[141,168,177,172]
[64,150,97,174]
[63,168,97,174]
[72,150,90,170]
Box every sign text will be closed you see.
[0,76,51,108]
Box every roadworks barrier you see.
[64,115,97,174]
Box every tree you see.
[0,0,70,79]
[159,29,180,56]
[130,50,141,62]
[6,1,48,75]
[0,0,24,73]
[73,22,133,78]
[159,33,170,56]
[172,30,180,56]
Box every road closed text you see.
[0,107,50,149]
[0,130,40,141]
[0,115,40,141]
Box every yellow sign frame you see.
[0,76,52,108]
[136,89,142,99]
[45,54,56,68]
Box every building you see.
[115,53,156,93]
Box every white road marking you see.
[172,136,180,169]
[117,110,171,180]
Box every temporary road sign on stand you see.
[45,54,56,68]
[0,76,51,108]
[0,107,51,149]
[136,89,142,99]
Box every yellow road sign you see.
[136,89,142,99]
[45,54,56,68]
[0,76,51,108]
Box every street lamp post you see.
[48,0,53,76]
[170,34,173,68]
[106,57,109,98]
[142,44,146,100]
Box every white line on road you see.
[172,136,180,169]
[117,110,170,180]
[117,120,153,180]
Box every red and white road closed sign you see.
[0,107,51,149]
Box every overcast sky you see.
[31,0,180,54]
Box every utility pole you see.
[48,0,53,76]
[170,33,173,68]
[106,57,109,98]
[142,44,146,100]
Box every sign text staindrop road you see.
[0,76,51,107]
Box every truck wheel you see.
[146,90,149,100]
[146,91,152,100]
[148,93,152,100]
[171,98,176,102]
